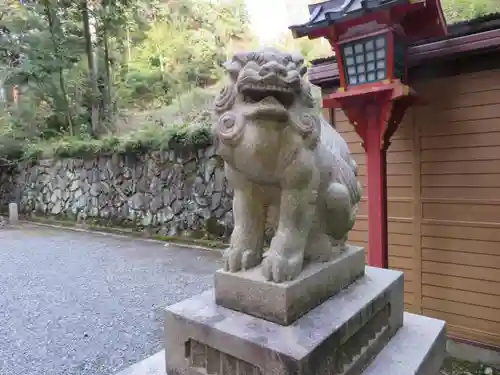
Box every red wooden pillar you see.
[324,83,417,269]
[365,103,389,268]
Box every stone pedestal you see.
[165,266,404,375]
[164,246,446,375]
[116,312,446,375]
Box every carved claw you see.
[261,251,303,283]
[223,247,262,272]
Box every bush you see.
[0,85,219,163]
[116,122,212,154]
[16,123,212,161]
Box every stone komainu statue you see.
[212,48,362,283]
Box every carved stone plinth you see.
[119,312,445,375]
[215,245,365,325]
[164,267,404,375]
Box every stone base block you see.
[115,313,446,375]
[165,266,404,375]
[214,245,365,325]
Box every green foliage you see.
[442,0,499,23]
[271,32,332,67]
[0,82,219,162]
[116,122,212,154]
[0,0,497,165]
[0,0,252,162]
[116,0,253,110]
[20,122,212,160]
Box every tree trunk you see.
[43,0,73,135]
[126,27,131,62]
[98,0,115,130]
[81,0,99,136]
[102,17,112,125]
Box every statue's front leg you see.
[262,153,319,282]
[224,167,265,272]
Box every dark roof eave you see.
[289,0,408,39]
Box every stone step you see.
[165,266,404,375]
[115,351,165,375]
[361,312,446,375]
[114,313,445,375]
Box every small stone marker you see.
[9,202,18,223]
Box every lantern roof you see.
[290,0,407,37]
[289,0,447,42]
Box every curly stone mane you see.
[213,48,320,149]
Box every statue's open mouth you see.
[240,84,295,109]
[237,68,301,120]
[243,95,291,121]
[241,84,295,112]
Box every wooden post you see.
[323,83,418,270]
[411,107,423,313]
[365,104,389,268]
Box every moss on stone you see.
[151,234,225,249]
[21,215,227,250]
[204,217,226,239]
[440,357,499,375]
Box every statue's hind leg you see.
[304,223,336,262]
[324,182,353,249]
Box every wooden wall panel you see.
[421,118,500,137]
[413,69,500,95]
[422,201,500,223]
[357,200,412,218]
[322,67,500,347]
[415,68,500,347]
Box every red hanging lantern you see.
[290,0,447,268]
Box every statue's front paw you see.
[223,247,262,272]
[261,251,303,283]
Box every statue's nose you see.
[260,61,287,77]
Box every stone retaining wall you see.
[0,146,234,239]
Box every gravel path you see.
[0,224,222,375]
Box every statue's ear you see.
[223,52,247,81]
[223,61,242,81]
